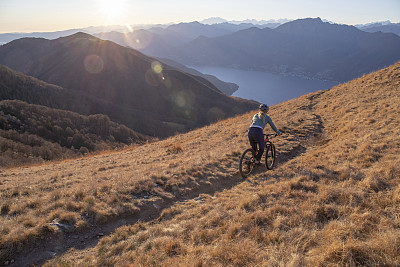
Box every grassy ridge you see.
[1,62,400,265]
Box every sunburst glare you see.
[98,0,126,23]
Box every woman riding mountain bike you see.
[248,104,281,165]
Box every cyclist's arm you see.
[266,116,281,135]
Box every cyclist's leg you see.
[249,127,264,162]
[255,137,265,162]
[248,128,258,152]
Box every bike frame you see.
[239,133,278,178]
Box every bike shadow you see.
[248,144,307,180]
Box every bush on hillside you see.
[0,100,148,167]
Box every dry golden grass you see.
[0,97,306,264]
[2,62,400,266]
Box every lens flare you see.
[161,75,171,88]
[151,61,163,74]
[125,31,153,50]
[170,90,195,119]
[174,90,194,108]
[175,94,186,108]
[207,107,225,122]
[84,55,104,74]
[125,23,133,33]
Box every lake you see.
[188,66,339,105]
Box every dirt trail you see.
[12,164,241,266]
[10,149,287,266]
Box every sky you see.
[0,0,399,33]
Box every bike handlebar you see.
[264,133,278,137]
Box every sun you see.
[98,0,126,22]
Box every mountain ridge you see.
[0,65,150,166]
[167,18,400,81]
[0,33,258,137]
[94,30,239,95]
[358,22,400,36]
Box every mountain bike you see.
[239,134,277,179]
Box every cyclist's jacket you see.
[250,113,281,134]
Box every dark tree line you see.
[0,100,148,167]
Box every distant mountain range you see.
[357,22,400,36]
[0,18,287,44]
[89,18,400,82]
[2,18,399,83]
[0,20,268,46]
[1,18,399,46]
[160,18,400,82]
[0,23,242,95]
[0,33,257,137]
[200,17,289,27]
[1,18,399,45]
[0,24,164,45]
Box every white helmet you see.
[259,104,269,112]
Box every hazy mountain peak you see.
[200,17,290,26]
[282,17,324,26]
[58,31,96,41]
[275,17,326,34]
[356,20,392,27]
[175,21,203,26]
[356,21,400,36]
[275,17,361,36]
[201,17,228,24]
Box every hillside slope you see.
[0,65,150,167]
[1,62,399,266]
[0,33,257,137]
[94,31,240,95]
[0,100,148,167]
[155,57,239,95]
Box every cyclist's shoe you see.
[254,160,261,166]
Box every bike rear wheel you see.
[239,148,256,178]
[265,144,276,170]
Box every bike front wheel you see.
[239,148,256,179]
[265,144,276,170]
